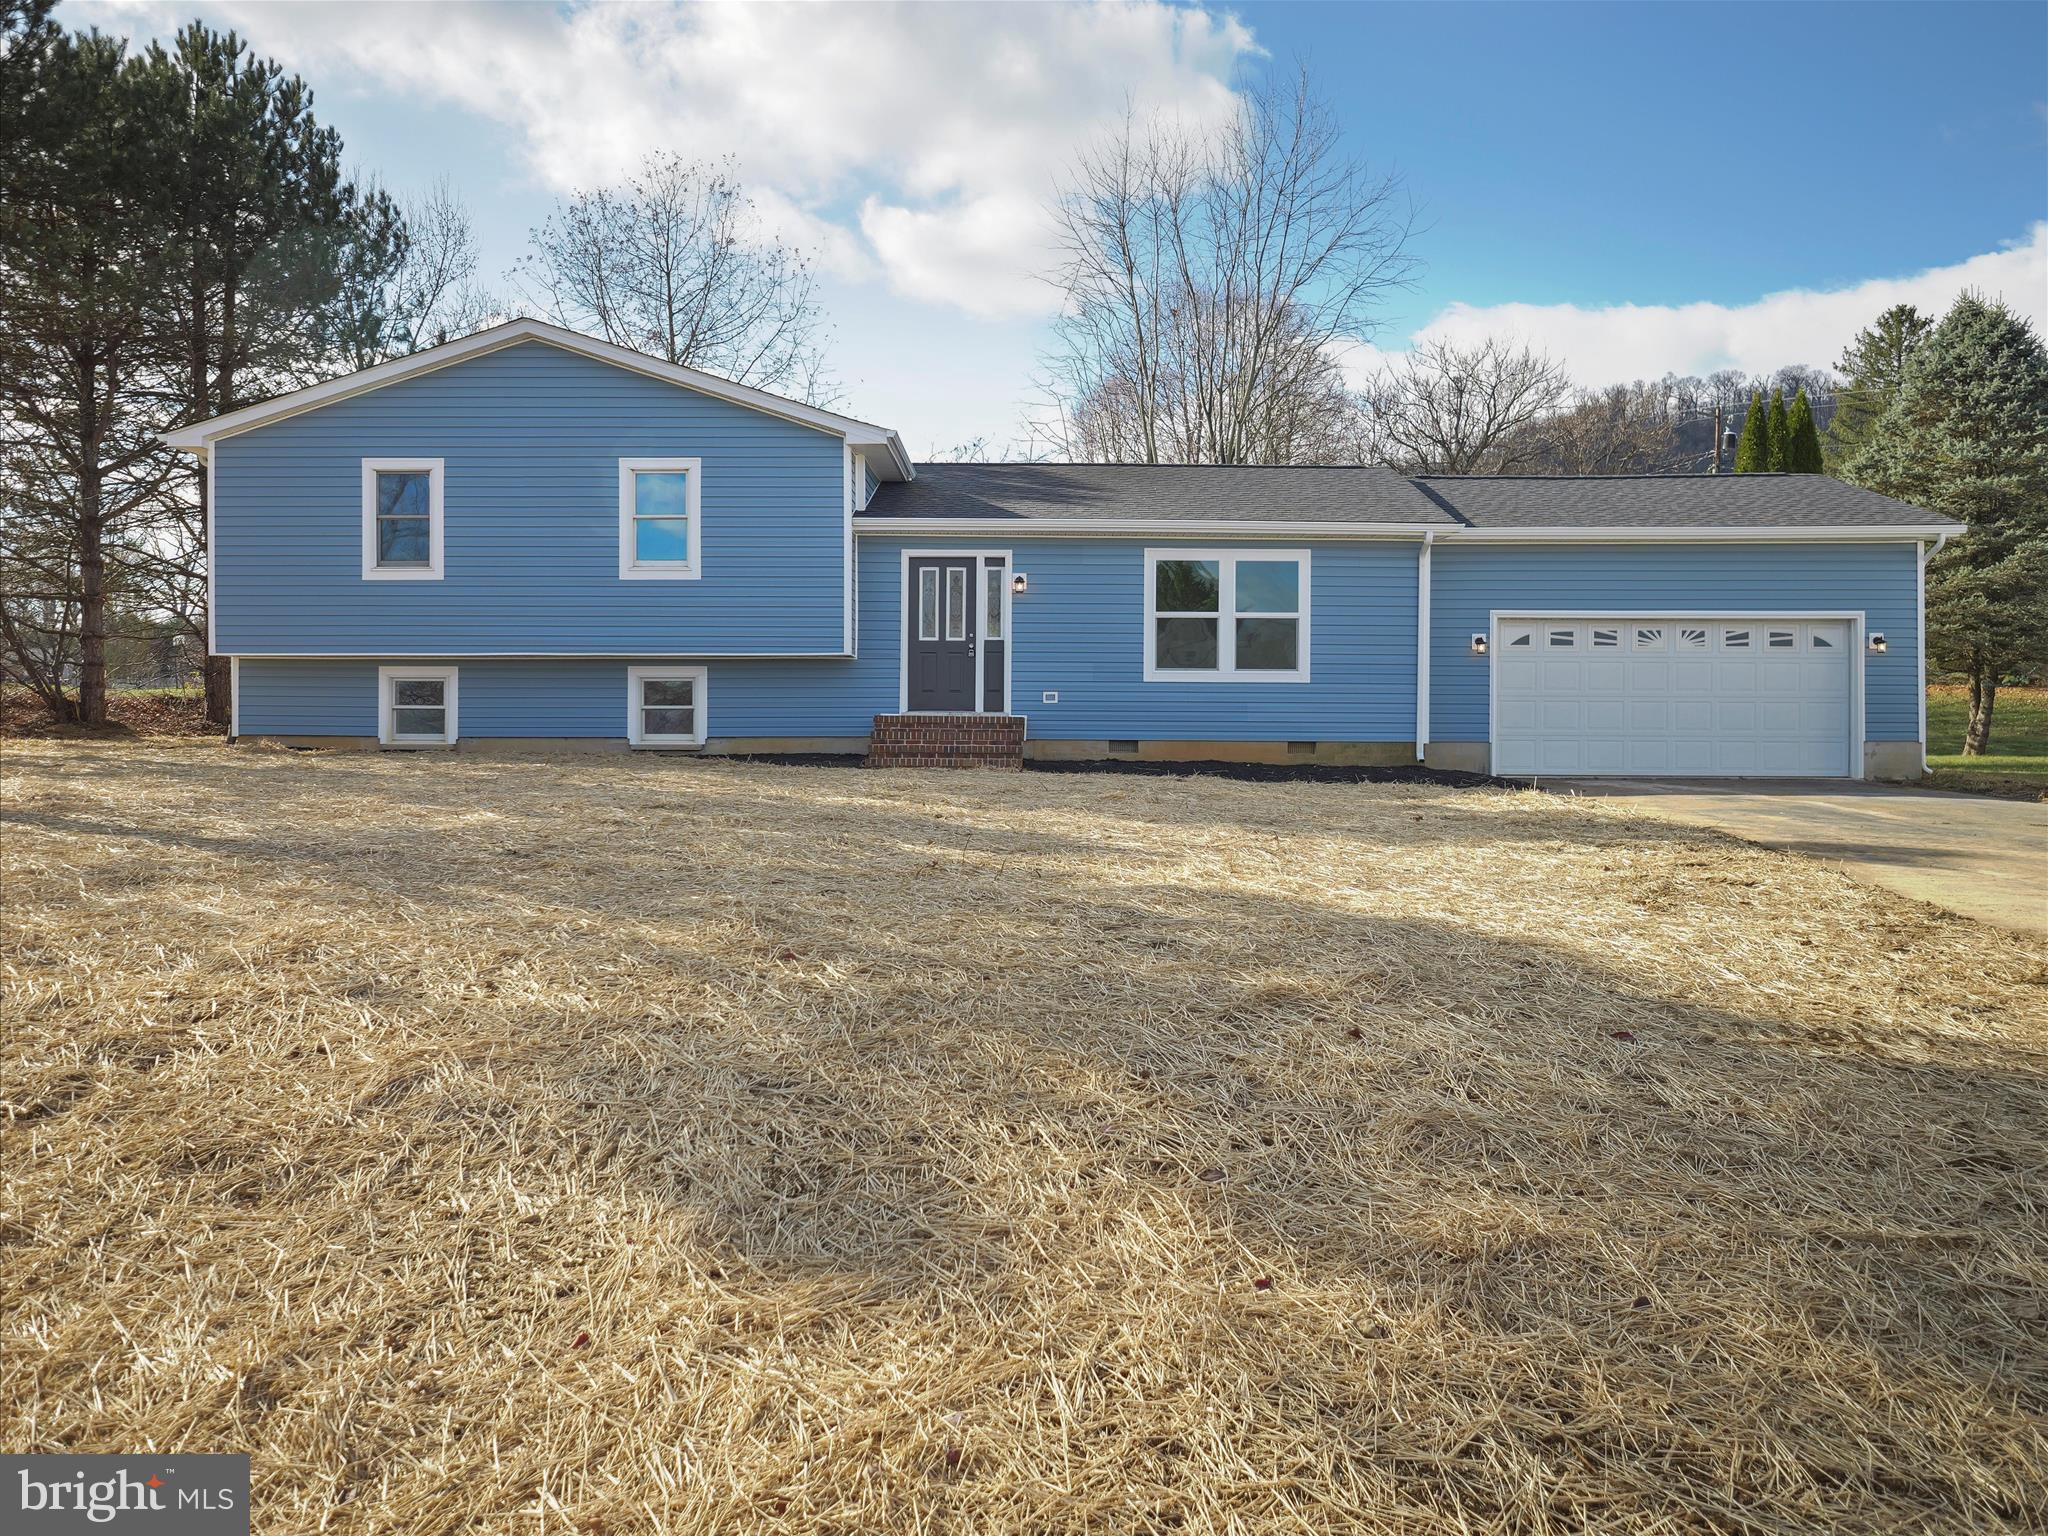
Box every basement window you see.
[627,665,708,747]
[379,666,458,746]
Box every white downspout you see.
[1918,532,1949,773]
[1415,531,1434,763]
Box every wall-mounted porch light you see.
[1470,633,1488,655]
[1867,631,1887,654]
[1011,571,1029,594]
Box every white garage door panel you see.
[1494,618,1851,778]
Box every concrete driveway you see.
[1551,779,2047,936]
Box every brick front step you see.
[866,713,1025,770]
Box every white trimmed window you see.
[1143,549,1309,682]
[619,457,702,579]
[378,665,457,746]
[627,665,708,747]
[361,459,444,580]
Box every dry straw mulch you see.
[4,741,2046,1534]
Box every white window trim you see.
[626,664,709,747]
[1142,548,1311,683]
[619,457,702,580]
[378,664,459,747]
[361,458,444,581]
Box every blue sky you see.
[83,1,2048,453]
[1258,2,2046,310]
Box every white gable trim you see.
[161,318,911,479]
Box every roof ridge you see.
[1415,472,1795,482]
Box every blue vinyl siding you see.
[878,535,1419,741]
[238,657,888,741]
[237,547,908,740]
[1429,542,1923,743]
[213,341,847,656]
[238,660,380,736]
[238,536,1419,742]
[238,535,1924,749]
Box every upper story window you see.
[619,457,702,580]
[1143,549,1310,683]
[360,458,444,580]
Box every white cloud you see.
[1347,224,2048,388]
[84,0,1256,317]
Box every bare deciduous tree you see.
[1037,67,1413,464]
[515,153,833,402]
[331,178,501,367]
[1526,381,1690,475]
[1360,336,1573,473]
[390,180,500,352]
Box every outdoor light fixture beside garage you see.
[1868,632,1887,653]
[1471,633,1488,655]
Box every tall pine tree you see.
[1844,294,2048,756]
[0,11,408,726]
[1765,390,1791,471]
[1733,390,1768,472]
[0,21,182,723]
[1784,388,1823,473]
[1827,303,1931,472]
[139,23,403,723]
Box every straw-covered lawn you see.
[4,742,2045,1534]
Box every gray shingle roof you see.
[863,463,1456,525]
[1413,473,1954,530]
[860,464,1956,531]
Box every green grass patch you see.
[1925,685,2047,797]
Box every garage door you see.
[1493,618,1853,777]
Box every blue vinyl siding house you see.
[165,319,1960,779]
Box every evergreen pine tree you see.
[1844,294,2048,757]
[0,22,180,723]
[1766,390,1791,471]
[1827,303,1931,471]
[137,22,404,723]
[1732,390,1768,472]
[1784,388,1823,473]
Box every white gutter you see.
[854,519,1959,542]
[1422,525,1961,543]
[160,317,914,479]
[1919,531,1951,773]
[854,518,1457,539]
[1416,531,1434,762]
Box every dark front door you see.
[908,557,978,711]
